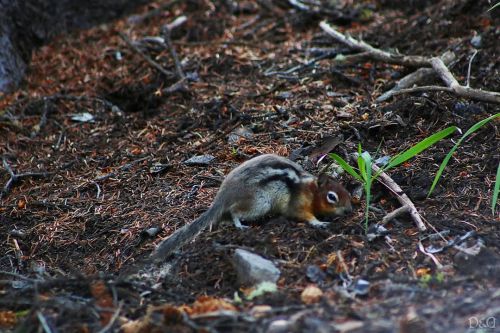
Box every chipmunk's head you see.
[313,174,352,217]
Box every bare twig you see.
[118,32,174,77]
[165,15,187,31]
[30,100,52,138]
[320,21,430,67]
[430,57,500,104]
[381,205,410,224]
[162,77,188,94]
[37,311,53,333]
[466,49,478,88]
[372,164,427,231]
[418,241,443,269]
[94,156,150,182]
[1,157,52,200]
[376,51,456,102]
[161,23,186,81]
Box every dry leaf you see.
[0,311,17,328]
[416,267,431,277]
[183,296,237,315]
[301,285,323,304]
[17,198,26,209]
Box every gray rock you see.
[233,249,280,286]
[470,35,482,48]
[266,319,290,333]
[184,155,215,166]
[70,112,95,123]
[352,279,370,296]
[228,126,253,144]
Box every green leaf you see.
[492,161,500,215]
[329,153,363,182]
[386,126,457,170]
[428,114,499,197]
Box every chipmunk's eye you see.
[326,191,339,204]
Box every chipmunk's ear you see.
[317,173,332,187]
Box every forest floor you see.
[0,0,499,332]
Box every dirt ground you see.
[1,0,499,332]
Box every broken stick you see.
[372,164,427,231]
[320,21,500,104]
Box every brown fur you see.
[313,174,352,217]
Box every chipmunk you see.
[151,154,352,262]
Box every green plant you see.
[330,126,457,230]
[419,271,445,288]
[428,113,500,214]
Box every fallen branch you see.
[430,57,500,104]
[387,85,454,97]
[320,21,500,104]
[1,157,52,200]
[376,51,456,102]
[319,21,429,67]
[372,164,427,231]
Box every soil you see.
[0,0,499,332]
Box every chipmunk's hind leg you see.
[229,192,274,229]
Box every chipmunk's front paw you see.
[233,218,250,229]
[308,218,330,228]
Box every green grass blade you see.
[360,151,373,231]
[488,2,500,11]
[357,144,368,181]
[329,153,363,182]
[427,145,458,197]
[459,113,499,137]
[358,154,368,182]
[428,113,499,197]
[492,161,500,215]
[386,126,457,170]
[361,151,372,183]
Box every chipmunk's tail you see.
[150,200,224,263]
